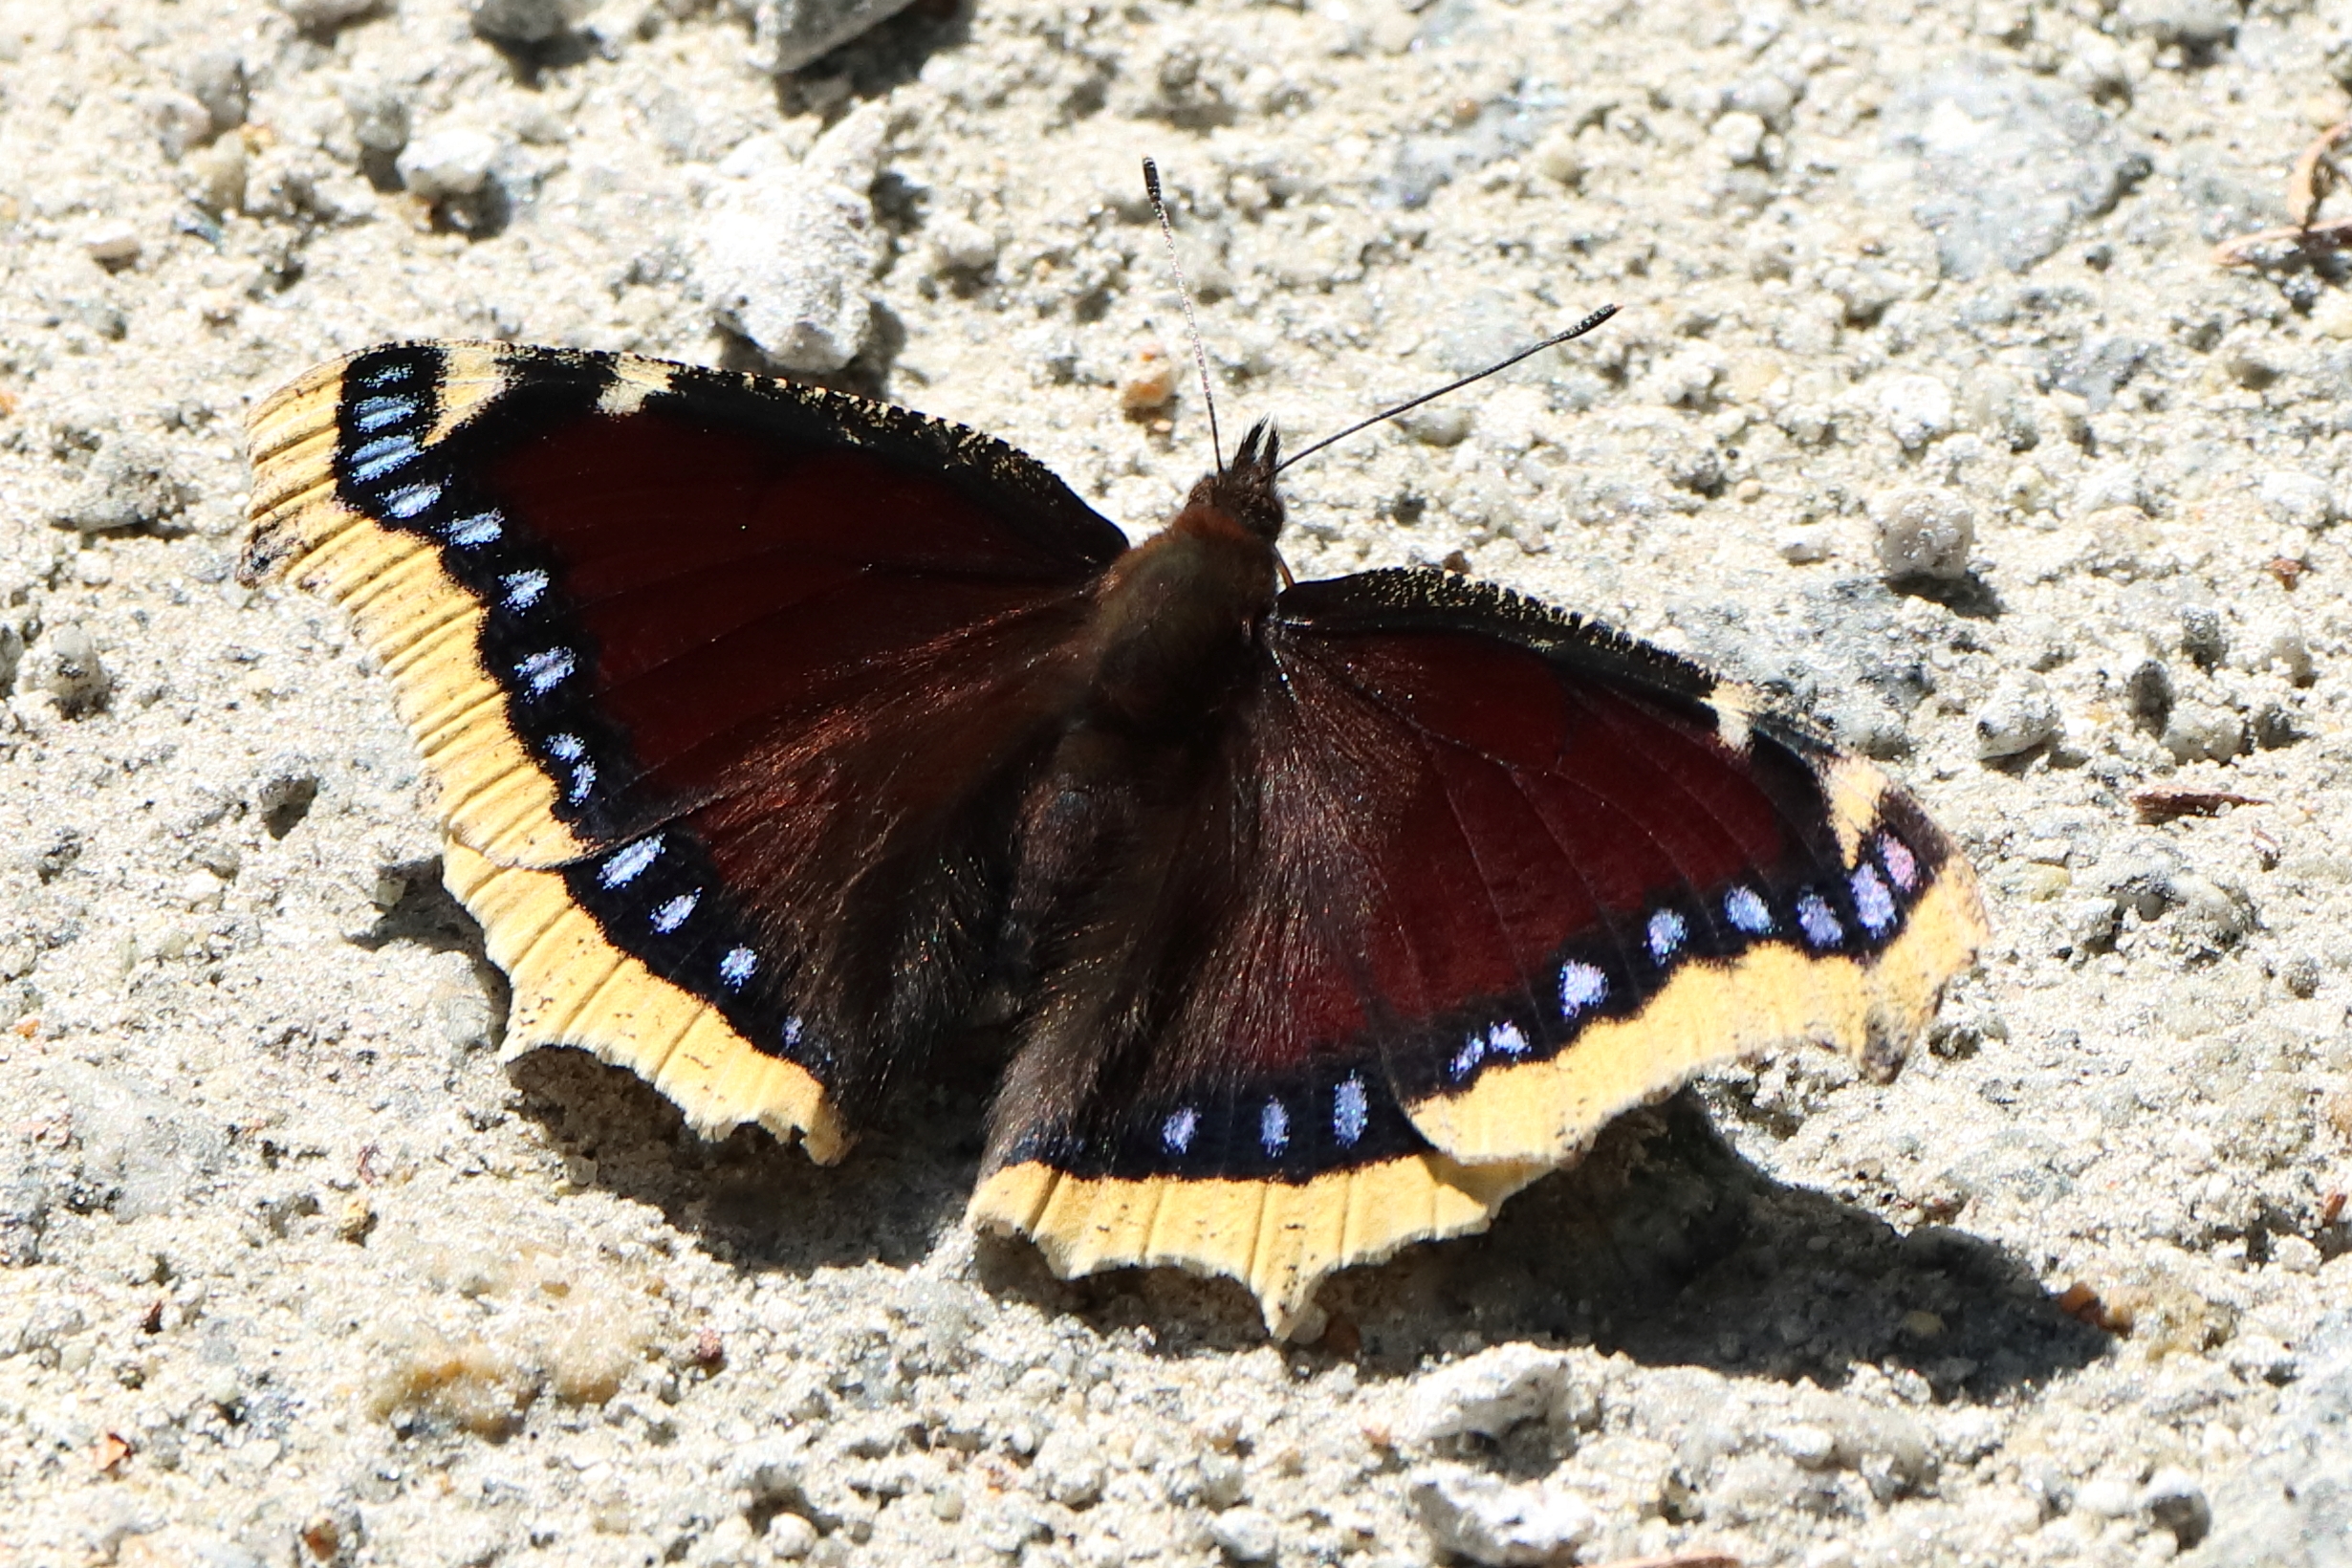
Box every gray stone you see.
[1871,487,1974,580]
[41,626,110,716]
[273,0,382,29]
[2162,703,2245,765]
[468,0,582,44]
[1883,60,2150,279]
[55,431,190,533]
[745,0,923,75]
[342,78,410,156]
[2141,1467,2212,1549]
[1408,1464,1595,1566]
[698,106,887,372]
[2118,0,2235,49]
[181,50,247,139]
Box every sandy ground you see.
[3,0,2352,1563]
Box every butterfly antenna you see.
[1273,303,1621,476]
[1143,158,1225,474]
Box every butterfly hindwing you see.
[973,569,1985,1332]
[245,341,1129,1156]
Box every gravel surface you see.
[5,0,2352,1564]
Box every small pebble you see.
[1398,403,1472,446]
[181,49,248,138]
[1876,373,1954,450]
[2257,469,2333,529]
[2074,1476,2137,1518]
[763,1513,817,1559]
[2162,702,2245,765]
[469,0,582,43]
[1206,1508,1278,1564]
[927,213,999,273]
[1401,1344,1582,1443]
[343,79,410,157]
[1974,671,2058,759]
[1777,523,1835,563]
[1710,109,1767,165]
[2139,1468,2212,1547]
[44,626,110,715]
[55,432,190,534]
[1871,487,1974,580]
[1408,1465,1596,1567]
[1119,348,1178,416]
[273,0,382,28]
[1198,1452,1246,1510]
[745,0,925,75]
[700,111,886,372]
[397,127,503,202]
[81,223,142,267]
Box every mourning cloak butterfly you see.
[242,339,1986,1335]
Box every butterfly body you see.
[245,340,1986,1335]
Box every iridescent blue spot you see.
[502,569,549,610]
[1724,885,1774,935]
[650,891,700,933]
[351,395,415,433]
[1450,1034,1486,1080]
[1559,961,1608,1017]
[381,481,443,520]
[1488,1020,1530,1056]
[1880,832,1921,892]
[566,762,596,804]
[359,359,417,388]
[1162,1106,1198,1154]
[1259,1098,1290,1155]
[1851,864,1896,935]
[1647,908,1688,964]
[546,732,584,760]
[1333,1076,1369,1146]
[1797,891,1843,948]
[515,648,574,694]
[782,1017,802,1048]
[349,435,420,482]
[446,511,503,547]
[598,836,663,889]
[719,947,757,989]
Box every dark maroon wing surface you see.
[246,341,1128,1139]
[971,568,1984,1332]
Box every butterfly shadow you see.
[982,1091,2110,1397]
[502,1043,991,1277]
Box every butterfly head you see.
[1186,419,1286,542]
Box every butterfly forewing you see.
[245,340,1129,1152]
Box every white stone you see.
[1401,1344,1580,1443]
[1710,109,1768,165]
[2257,469,2334,529]
[396,127,503,201]
[1876,373,1953,449]
[81,222,141,266]
[698,105,887,372]
[1408,1464,1596,1567]
[1974,671,2058,759]
[1206,1508,1278,1563]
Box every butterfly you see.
[242,338,1986,1336]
